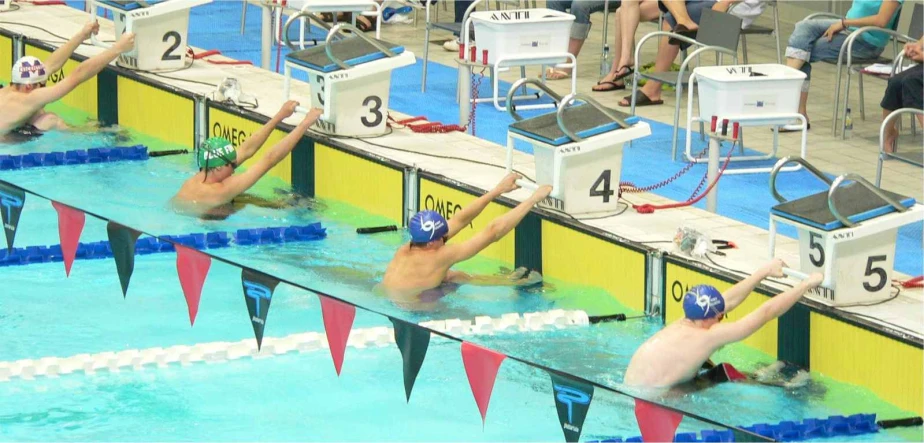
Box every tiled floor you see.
[382,4,924,201]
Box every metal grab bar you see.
[283,11,334,51]
[556,93,630,142]
[323,23,396,70]
[505,78,564,121]
[877,108,924,185]
[769,156,832,203]
[828,173,909,228]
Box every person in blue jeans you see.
[544,0,623,79]
[783,0,903,131]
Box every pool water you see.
[1,128,921,441]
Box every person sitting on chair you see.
[377,173,550,309]
[0,24,134,141]
[544,0,624,80]
[625,259,823,390]
[171,102,322,219]
[881,36,923,152]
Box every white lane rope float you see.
[0,309,592,382]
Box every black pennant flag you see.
[106,221,142,297]
[549,372,594,442]
[390,318,431,402]
[0,182,25,252]
[242,268,280,350]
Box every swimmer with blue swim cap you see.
[172,102,322,219]
[625,259,823,390]
[379,173,552,309]
[1,22,135,140]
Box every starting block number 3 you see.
[799,230,896,304]
[312,75,385,133]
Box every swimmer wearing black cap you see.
[172,101,322,219]
[0,22,135,141]
[377,173,552,309]
[625,259,823,390]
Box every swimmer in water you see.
[0,22,135,141]
[378,173,552,309]
[171,102,322,219]
[624,259,823,391]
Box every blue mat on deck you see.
[61,1,923,277]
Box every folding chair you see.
[629,9,743,161]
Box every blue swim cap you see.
[408,210,449,244]
[682,285,725,320]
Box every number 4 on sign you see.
[590,170,615,203]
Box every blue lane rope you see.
[0,223,326,267]
[0,145,149,170]
[587,413,906,442]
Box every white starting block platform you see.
[0,0,12,12]
[283,24,414,137]
[768,157,923,307]
[686,64,808,174]
[505,79,651,216]
[90,0,212,71]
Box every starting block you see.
[505,79,651,216]
[283,23,414,137]
[90,0,212,71]
[768,157,923,307]
[0,0,12,12]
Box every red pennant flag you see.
[175,245,211,326]
[318,295,356,376]
[51,201,85,277]
[635,399,684,442]
[461,342,506,426]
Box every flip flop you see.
[612,65,635,82]
[668,24,698,50]
[592,80,625,92]
[619,92,663,107]
[545,67,571,80]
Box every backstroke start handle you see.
[783,267,831,288]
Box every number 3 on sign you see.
[361,96,383,128]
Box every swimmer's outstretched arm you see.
[721,259,786,313]
[45,21,99,74]
[26,33,134,108]
[234,101,299,165]
[445,173,522,240]
[441,185,552,264]
[216,108,322,201]
[707,272,823,347]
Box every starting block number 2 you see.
[161,31,183,61]
[801,231,895,304]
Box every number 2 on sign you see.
[590,170,615,203]
[161,31,182,61]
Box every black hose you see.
[149,149,190,158]
[588,313,649,324]
[878,417,923,429]
[357,225,398,235]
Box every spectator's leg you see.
[443,0,476,51]
[783,19,838,123]
[616,0,644,73]
[618,18,677,105]
[594,0,660,91]
[882,65,924,152]
[661,0,697,31]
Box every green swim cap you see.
[198,137,237,170]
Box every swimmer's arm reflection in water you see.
[171,104,322,217]
[377,174,551,308]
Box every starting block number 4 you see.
[540,149,623,216]
[798,228,897,306]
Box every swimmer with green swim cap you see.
[625,259,822,390]
[0,22,135,141]
[172,101,322,218]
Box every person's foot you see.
[443,38,463,52]
[618,89,663,107]
[545,67,572,80]
[592,69,630,92]
[668,22,699,48]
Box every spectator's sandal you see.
[592,81,626,92]
[668,24,697,50]
[620,92,663,107]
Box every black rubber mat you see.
[509,104,636,146]
[287,37,404,72]
[771,182,915,230]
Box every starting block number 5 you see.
[799,230,896,304]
